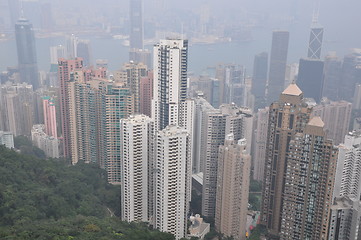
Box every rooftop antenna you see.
[312,0,321,25]
[181,22,184,40]
[20,0,25,19]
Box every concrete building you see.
[42,96,57,138]
[188,214,210,239]
[253,107,269,181]
[328,197,361,240]
[201,104,253,218]
[0,131,14,149]
[154,125,191,240]
[117,62,147,113]
[120,115,153,222]
[280,117,337,239]
[261,83,313,236]
[152,39,188,131]
[15,18,39,89]
[330,130,361,239]
[312,99,352,145]
[215,136,251,240]
[266,31,289,105]
[140,71,153,117]
[0,83,35,136]
[31,124,60,158]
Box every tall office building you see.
[15,18,39,89]
[152,39,188,131]
[129,0,143,50]
[297,58,324,103]
[253,107,269,181]
[307,17,324,59]
[201,104,253,217]
[322,53,342,101]
[266,31,290,105]
[339,50,361,102]
[215,136,251,240]
[120,115,153,222]
[261,83,313,236]
[312,99,352,145]
[280,117,337,239]
[154,125,191,240]
[251,52,268,99]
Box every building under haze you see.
[296,58,324,103]
[266,31,289,105]
[251,52,268,100]
[15,18,39,89]
[307,18,324,59]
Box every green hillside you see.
[0,145,174,240]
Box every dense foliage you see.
[0,145,175,239]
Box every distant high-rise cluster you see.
[3,3,361,240]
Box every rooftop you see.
[308,116,325,128]
[282,83,303,96]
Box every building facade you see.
[261,84,312,236]
[280,117,337,239]
[215,136,251,240]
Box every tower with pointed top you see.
[261,83,313,236]
[307,10,324,59]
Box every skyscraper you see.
[15,18,39,89]
[261,83,312,236]
[296,58,324,103]
[280,117,337,239]
[322,53,342,100]
[201,104,253,218]
[252,52,268,99]
[152,39,188,131]
[129,0,143,50]
[120,115,153,222]
[154,125,191,240]
[266,31,289,105]
[58,58,83,160]
[307,18,324,59]
[215,136,251,240]
[253,107,269,181]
